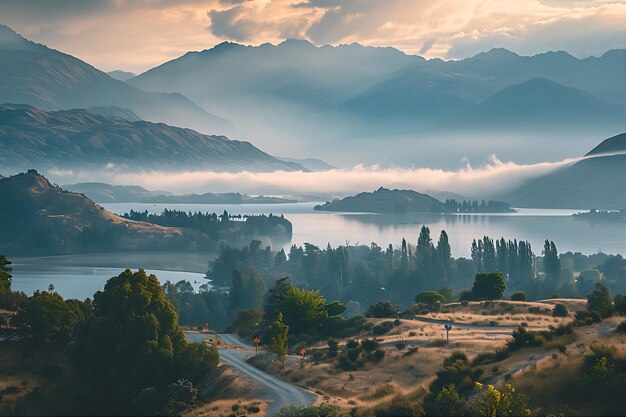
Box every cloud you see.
[1,0,624,72]
[48,155,580,198]
[208,6,257,41]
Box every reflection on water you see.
[101,203,625,257]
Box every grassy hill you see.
[0,170,211,256]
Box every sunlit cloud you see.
[52,155,582,198]
[0,0,624,72]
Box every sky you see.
[0,0,625,73]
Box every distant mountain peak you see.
[279,38,316,48]
[0,24,39,51]
[107,70,136,81]
[585,132,626,156]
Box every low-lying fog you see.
[49,154,580,198]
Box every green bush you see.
[511,291,527,301]
[471,348,510,366]
[366,301,399,318]
[507,327,544,351]
[372,321,395,335]
[362,338,379,352]
[553,303,569,317]
[443,351,467,367]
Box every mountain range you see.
[0,24,232,135]
[126,38,626,160]
[0,104,302,174]
[63,182,296,204]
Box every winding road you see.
[185,332,317,416]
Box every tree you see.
[14,290,79,344]
[269,312,288,363]
[587,282,614,318]
[415,291,446,307]
[511,291,527,301]
[229,268,267,311]
[365,300,399,318]
[435,384,463,417]
[74,269,218,410]
[471,272,506,300]
[438,286,454,303]
[0,254,12,293]
[324,300,346,317]
[281,287,328,335]
[474,383,531,417]
[577,269,601,296]
[614,294,626,315]
[543,240,561,296]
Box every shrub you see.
[553,303,569,317]
[372,321,395,335]
[327,339,338,357]
[395,342,407,350]
[507,327,544,351]
[471,348,510,366]
[415,291,446,306]
[617,320,626,333]
[366,301,399,318]
[372,349,385,362]
[511,291,527,301]
[375,393,424,417]
[587,282,614,318]
[362,339,379,352]
[429,338,448,347]
[443,351,468,367]
[552,323,574,337]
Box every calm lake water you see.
[10,252,210,299]
[11,203,624,299]
[103,202,625,257]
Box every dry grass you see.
[429,299,583,328]
[184,399,267,417]
[507,325,626,415]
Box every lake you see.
[10,252,211,299]
[102,202,625,257]
[11,203,624,299]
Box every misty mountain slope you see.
[130,39,420,107]
[503,133,626,209]
[0,25,232,135]
[440,78,626,131]
[505,155,626,209]
[62,182,163,203]
[0,170,211,256]
[342,48,626,128]
[85,106,141,121]
[585,132,626,156]
[0,104,304,173]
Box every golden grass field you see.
[258,299,589,415]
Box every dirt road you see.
[185,332,317,416]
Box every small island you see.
[573,209,626,222]
[314,187,515,214]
